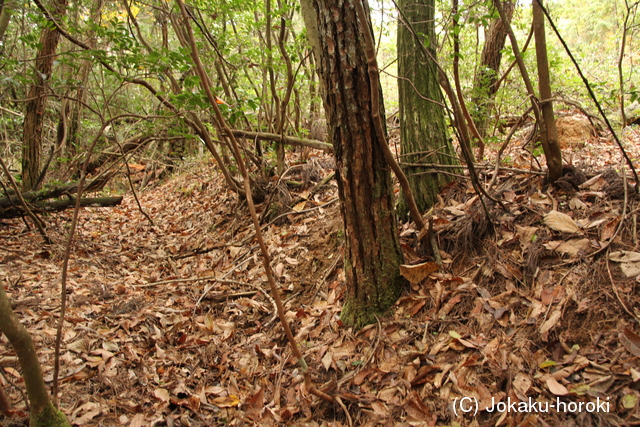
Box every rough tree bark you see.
[471,0,514,138]
[21,0,68,191]
[397,0,458,216]
[303,0,405,327]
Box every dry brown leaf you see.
[399,262,439,285]
[601,216,621,241]
[620,328,640,358]
[321,351,333,371]
[569,197,587,210]
[67,338,88,354]
[371,400,390,417]
[546,377,569,396]
[587,375,615,393]
[444,206,466,216]
[539,308,562,335]
[438,294,462,318]
[610,251,640,277]
[211,395,240,408]
[154,388,170,402]
[129,414,145,427]
[513,372,532,399]
[544,210,581,233]
[292,201,307,212]
[71,402,103,425]
[404,392,432,421]
[579,173,605,190]
[543,238,590,257]
[516,226,538,248]
[531,192,552,205]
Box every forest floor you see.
[2,114,640,426]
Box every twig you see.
[134,275,252,288]
[113,132,155,227]
[308,255,340,304]
[606,257,639,323]
[558,164,630,266]
[263,198,338,229]
[196,257,254,304]
[0,156,50,244]
[487,106,536,191]
[334,396,353,427]
[0,358,29,410]
[203,291,258,302]
[337,316,382,388]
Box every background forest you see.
[2,0,640,425]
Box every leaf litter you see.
[1,126,640,425]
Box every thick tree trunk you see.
[397,0,458,216]
[307,0,405,327]
[471,0,514,137]
[21,0,68,191]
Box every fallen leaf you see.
[539,308,562,335]
[620,328,640,358]
[546,377,569,396]
[67,338,87,354]
[543,238,590,257]
[154,388,170,402]
[211,395,240,408]
[544,210,581,233]
[610,251,640,277]
[600,216,621,241]
[404,392,431,421]
[399,262,439,285]
[622,393,638,409]
[569,197,587,210]
[292,201,307,212]
[531,193,552,205]
[513,372,532,399]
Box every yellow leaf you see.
[292,201,307,212]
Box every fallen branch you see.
[85,134,155,174]
[0,196,123,219]
[0,172,112,209]
[225,129,333,152]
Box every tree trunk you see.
[397,0,458,216]
[305,0,405,328]
[471,0,514,138]
[67,0,102,159]
[21,0,68,191]
[0,0,13,50]
[0,283,71,426]
[533,0,562,183]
